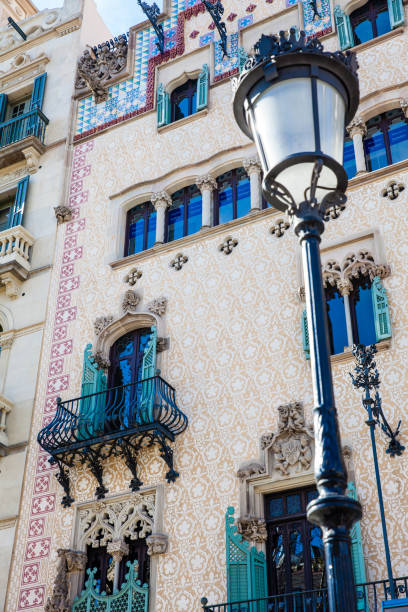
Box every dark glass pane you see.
[310,527,325,590]
[388,118,408,165]
[376,7,391,36]
[271,528,286,594]
[289,528,305,591]
[218,184,234,224]
[0,204,10,232]
[137,330,153,379]
[85,545,114,594]
[326,291,348,355]
[268,497,284,518]
[344,138,357,179]
[307,490,319,505]
[168,199,185,242]
[147,211,156,249]
[128,215,145,255]
[192,90,197,114]
[187,194,202,236]
[353,18,374,45]
[354,283,377,346]
[236,175,251,218]
[174,96,189,121]
[116,334,134,358]
[286,494,301,515]
[364,128,387,171]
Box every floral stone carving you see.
[45,549,86,612]
[122,290,140,313]
[94,315,114,336]
[147,297,168,316]
[261,402,314,477]
[75,36,128,103]
[381,180,404,201]
[124,267,142,286]
[237,517,267,543]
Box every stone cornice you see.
[0,52,50,92]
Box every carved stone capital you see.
[54,206,73,224]
[44,549,70,612]
[157,337,170,353]
[243,157,262,176]
[107,539,129,562]
[65,550,87,574]
[337,278,353,296]
[147,533,168,556]
[94,315,114,336]
[147,296,168,316]
[0,332,14,350]
[122,290,140,314]
[400,98,408,118]
[22,146,41,173]
[151,191,172,211]
[237,517,267,543]
[346,116,367,138]
[196,174,217,193]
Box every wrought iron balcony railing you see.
[38,376,188,507]
[0,108,48,149]
[201,576,408,612]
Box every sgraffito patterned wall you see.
[6,3,408,612]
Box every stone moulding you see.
[322,249,390,296]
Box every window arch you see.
[364,108,408,171]
[350,0,391,45]
[166,184,202,242]
[125,201,156,256]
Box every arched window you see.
[108,328,153,388]
[214,167,251,225]
[350,0,391,45]
[125,202,156,256]
[171,79,197,123]
[343,135,357,179]
[364,108,408,171]
[166,185,202,242]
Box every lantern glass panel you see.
[317,80,346,166]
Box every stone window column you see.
[243,157,263,212]
[196,174,217,228]
[347,117,367,175]
[151,191,172,245]
[107,539,129,591]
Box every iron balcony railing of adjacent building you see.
[37,376,188,507]
[201,576,408,611]
[0,108,49,149]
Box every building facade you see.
[0,0,109,608]
[5,0,408,610]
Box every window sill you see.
[352,26,404,53]
[347,158,408,190]
[110,206,279,270]
[330,339,391,364]
[157,107,208,134]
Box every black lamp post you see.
[351,344,405,600]
[232,30,362,610]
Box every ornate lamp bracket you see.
[137,1,165,53]
[203,0,229,57]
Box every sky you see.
[33,0,164,36]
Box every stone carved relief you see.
[54,206,73,224]
[322,250,390,296]
[75,37,128,103]
[124,267,143,286]
[122,290,140,314]
[146,533,169,555]
[270,219,290,238]
[45,549,87,612]
[261,402,314,477]
[94,315,114,336]
[381,180,404,200]
[147,297,168,316]
[236,461,266,480]
[236,517,267,543]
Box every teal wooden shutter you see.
[30,73,47,111]
[334,6,354,50]
[79,344,107,438]
[9,176,29,228]
[238,48,249,73]
[0,94,7,123]
[371,276,392,341]
[197,64,209,111]
[388,0,404,27]
[347,482,368,612]
[157,84,170,127]
[226,507,267,610]
[140,326,157,422]
[302,309,310,360]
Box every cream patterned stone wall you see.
[6,3,408,612]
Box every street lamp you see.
[232,29,362,611]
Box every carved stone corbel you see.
[236,516,267,543]
[146,533,168,556]
[45,548,87,612]
[54,206,73,224]
[22,146,41,173]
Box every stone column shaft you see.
[243,157,262,211]
[196,175,217,228]
[151,191,172,244]
[347,117,367,175]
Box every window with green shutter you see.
[9,175,29,228]
[334,5,354,49]
[197,64,209,111]
[371,276,392,341]
[387,0,404,27]
[157,83,170,127]
[78,344,107,439]
[347,482,369,612]
[30,73,47,111]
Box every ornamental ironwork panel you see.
[73,561,148,612]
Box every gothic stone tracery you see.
[322,250,390,296]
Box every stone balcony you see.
[0,394,14,452]
[0,109,49,172]
[0,225,34,298]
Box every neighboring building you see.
[5,0,408,610]
[0,0,110,608]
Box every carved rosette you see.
[122,290,140,314]
[146,533,169,556]
[262,402,314,477]
[147,297,168,316]
[54,206,73,224]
